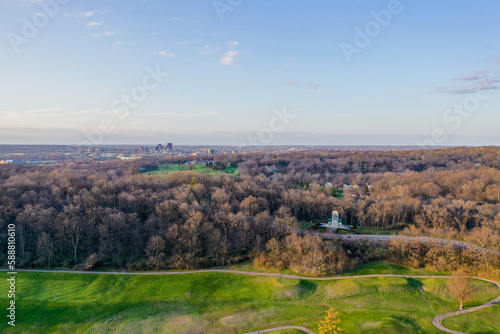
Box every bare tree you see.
[447,271,476,310]
[146,235,166,270]
[36,232,54,267]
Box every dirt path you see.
[2,269,498,334]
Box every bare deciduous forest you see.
[1,147,499,278]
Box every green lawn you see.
[146,163,239,176]
[1,263,498,333]
[225,261,451,278]
[442,304,500,334]
[339,262,451,277]
[354,228,401,235]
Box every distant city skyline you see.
[1,0,500,146]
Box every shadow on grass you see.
[389,316,422,332]
[297,280,318,297]
[276,280,318,300]
[405,278,424,288]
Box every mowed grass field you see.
[0,263,498,334]
[442,304,500,334]
[146,163,239,176]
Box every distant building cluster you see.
[132,144,223,157]
[0,144,304,166]
[0,159,56,164]
[136,143,174,154]
[203,148,215,155]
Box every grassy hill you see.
[442,304,500,334]
[0,263,498,334]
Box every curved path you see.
[2,269,499,334]
[294,229,500,256]
[242,325,314,334]
[431,277,500,334]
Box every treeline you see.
[277,168,500,231]
[0,170,292,269]
[237,146,500,176]
[0,147,498,274]
[254,233,500,278]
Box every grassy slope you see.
[224,261,451,277]
[442,304,500,334]
[339,262,451,276]
[0,263,498,334]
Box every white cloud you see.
[23,108,64,115]
[200,44,221,56]
[87,21,102,28]
[78,11,95,18]
[90,31,118,38]
[219,50,239,66]
[112,41,123,48]
[154,50,174,57]
[227,40,239,47]
[172,16,183,21]
[65,11,95,18]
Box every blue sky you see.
[1,0,500,146]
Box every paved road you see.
[295,229,500,256]
[2,269,498,333]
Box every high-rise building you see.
[167,143,173,151]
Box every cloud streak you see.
[304,81,319,89]
[434,69,500,95]
[87,21,102,28]
[65,11,95,18]
[154,50,174,57]
[284,80,319,89]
